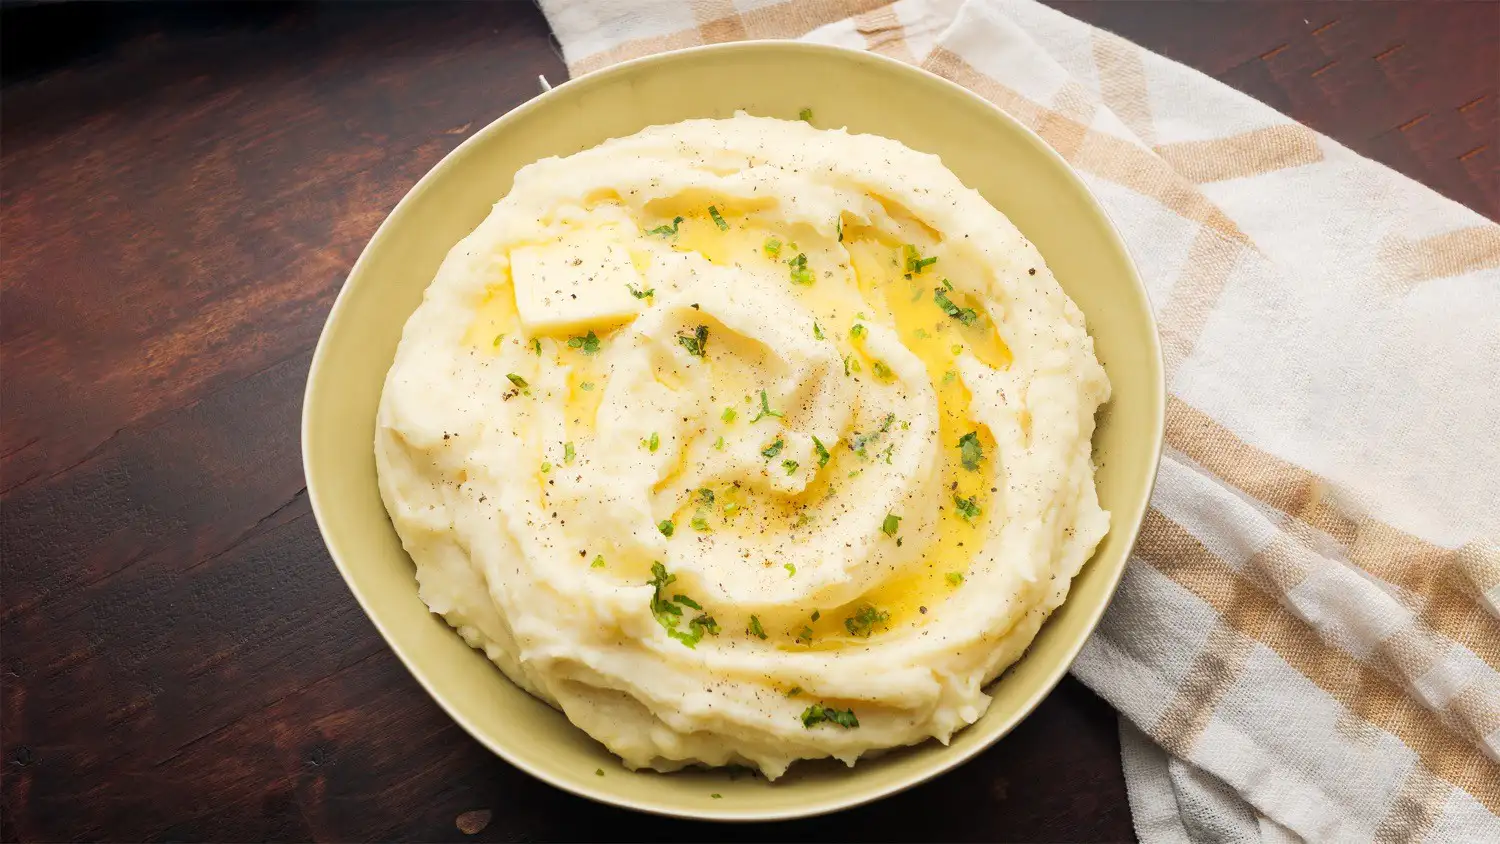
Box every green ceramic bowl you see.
[302,41,1163,821]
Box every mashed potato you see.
[375,113,1110,779]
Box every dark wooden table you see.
[2,2,1494,841]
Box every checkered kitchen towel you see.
[535,1,1500,840]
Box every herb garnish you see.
[764,237,782,257]
[507,373,529,389]
[813,321,824,340]
[646,432,660,452]
[801,703,859,729]
[903,244,938,275]
[493,334,504,347]
[880,513,901,537]
[708,205,729,231]
[799,107,813,122]
[788,252,813,285]
[591,555,605,568]
[749,389,783,423]
[785,563,796,576]
[761,438,785,459]
[648,563,718,648]
[849,323,866,339]
[532,338,542,355]
[836,217,844,242]
[946,572,965,585]
[812,435,831,468]
[844,604,890,638]
[954,494,981,522]
[958,430,984,471]
[934,287,978,325]
[627,283,654,299]
[782,459,799,475]
[567,330,602,355]
[677,324,709,357]
[564,442,576,464]
[748,615,768,640]
[647,216,684,237]
[658,520,675,537]
[871,360,892,380]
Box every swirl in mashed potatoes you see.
[375,113,1110,778]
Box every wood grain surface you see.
[2,2,1495,841]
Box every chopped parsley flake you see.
[934,287,978,325]
[787,686,803,697]
[836,216,844,242]
[708,205,729,231]
[749,389,783,423]
[849,323,866,339]
[954,494,981,521]
[714,436,725,450]
[761,438,785,459]
[951,343,963,355]
[506,373,528,389]
[813,321,825,340]
[959,430,984,471]
[812,435,831,468]
[532,338,542,355]
[677,324,709,357]
[881,513,901,537]
[596,768,605,776]
[784,563,796,576]
[914,328,930,339]
[722,407,736,423]
[691,512,710,532]
[844,604,890,638]
[658,520,675,537]
[580,381,595,391]
[942,277,955,291]
[591,555,605,569]
[801,703,859,729]
[796,626,814,644]
[764,237,782,257]
[711,793,722,799]
[698,488,715,505]
[844,355,861,375]
[811,610,821,621]
[799,107,813,122]
[946,571,965,585]
[646,216,683,236]
[627,283,654,299]
[871,360,893,380]
[903,244,937,274]
[748,615,768,640]
[723,502,739,516]
[540,462,551,473]
[492,334,504,347]
[943,369,958,384]
[564,442,576,464]
[673,594,702,610]
[788,252,813,285]
[567,330,602,355]
[782,459,800,475]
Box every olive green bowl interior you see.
[302,42,1164,822]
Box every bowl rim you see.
[302,39,1165,822]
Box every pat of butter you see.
[511,233,642,334]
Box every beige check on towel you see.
[535,1,1500,839]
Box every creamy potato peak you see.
[375,113,1110,778]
